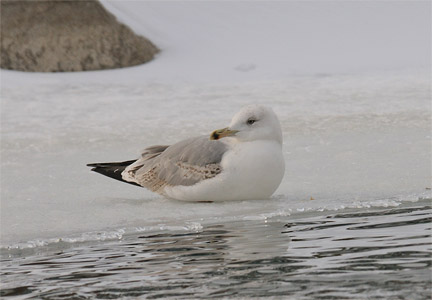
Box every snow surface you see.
[1,1,431,247]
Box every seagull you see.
[87,104,285,201]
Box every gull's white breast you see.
[163,140,285,201]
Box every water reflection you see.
[1,204,430,299]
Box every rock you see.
[0,0,159,72]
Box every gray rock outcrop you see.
[1,0,159,72]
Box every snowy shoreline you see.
[1,1,430,246]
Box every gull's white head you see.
[210,105,283,145]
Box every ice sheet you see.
[1,1,431,247]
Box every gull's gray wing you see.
[122,136,228,193]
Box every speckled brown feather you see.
[122,136,227,194]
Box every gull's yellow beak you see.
[210,127,239,140]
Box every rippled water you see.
[1,200,430,299]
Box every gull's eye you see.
[246,118,256,125]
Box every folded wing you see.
[122,136,227,193]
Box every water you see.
[1,199,430,299]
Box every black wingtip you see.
[86,160,141,187]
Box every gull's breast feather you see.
[163,139,285,201]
